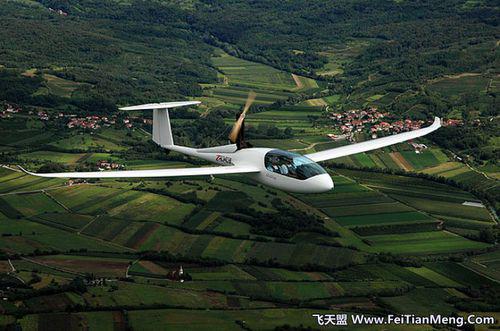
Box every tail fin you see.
[119,101,200,148]
[153,108,174,147]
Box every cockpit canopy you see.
[264,149,327,180]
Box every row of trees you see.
[228,198,336,238]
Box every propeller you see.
[229,91,256,143]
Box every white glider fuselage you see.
[169,145,333,194]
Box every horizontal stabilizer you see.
[119,101,200,111]
[18,165,259,179]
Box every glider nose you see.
[315,174,334,192]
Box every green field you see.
[204,51,320,107]
[428,75,490,95]
[335,211,433,227]
[335,169,494,228]
[49,135,126,152]
[212,51,296,90]
[35,74,87,98]
[363,231,489,254]
[405,266,462,287]
[0,173,63,194]
[0,192,65,217]
[380,288,458,315]
[425,261,499,287]
[0,217,124,254]
[18,151,89,164]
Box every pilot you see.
[279,164,288,175]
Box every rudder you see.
[153,108,174,147]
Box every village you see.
[67,115,128,130]
[1,104,134,129]
[0,104,21,118]
[326,107,463,144]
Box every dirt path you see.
[459,262,499,284]
[0,182,94,197]
[126,258,141,278]
[20,256,85,277]
[139,128,151,136]
[44,190,70,211]
[6,260,25,284]
[75,153,93,163]
[291,73,303,89]
[78,215,101,234]
[8,259,15,272]
[0,186,62,196]
[289,141,327,152]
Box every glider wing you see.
[18,165,260,179]
[305,117,441,162]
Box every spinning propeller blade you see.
[229,91,256,143]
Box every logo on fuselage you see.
[215,155,233,165]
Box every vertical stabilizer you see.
[153,108,174,147]
[119,101,200,148]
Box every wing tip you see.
[432,117,441,129]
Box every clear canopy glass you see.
[264,150,327,180]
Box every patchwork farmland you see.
[0,40,498,330]
[297,170,494,254]
[203,50,322,111]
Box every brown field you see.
[0,261,13,272]
[129,223,161,250]
[112,311,127,331]
[390,152,413,171]
[2,236,47,253]
[138,261,168,275]
[34,256,130,277]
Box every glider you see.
[20,96,441,193]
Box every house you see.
[166,265,188,282]
[410,142,428,153]
[37,111,49,120]
[5,104,21,113]
[96,160,123,171]
[443,119,463,127]
[327,133,348,141]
